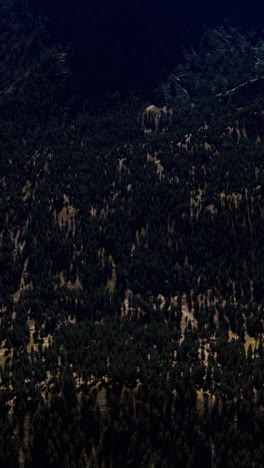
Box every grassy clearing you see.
[196,390,204,414]
[27,319,38,351]
[27,319,51,352]
[56,199,79,238]
[0,347,6,366]
[181,293,197,336]
[229,329,258,353]
[244,332,258,353]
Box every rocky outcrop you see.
[142,105,173,133]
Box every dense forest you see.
[1,1,264,467]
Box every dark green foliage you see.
[1,3,264,467]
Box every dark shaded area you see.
[1,2,264,467]
[29,0,263,100]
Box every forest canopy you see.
[0,1,264,467]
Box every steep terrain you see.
[1,3,264,467]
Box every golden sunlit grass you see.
[229,330,258,352]
[244,332,258,353]
[196,389,204,414]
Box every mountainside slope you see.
[1,4,264,467]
